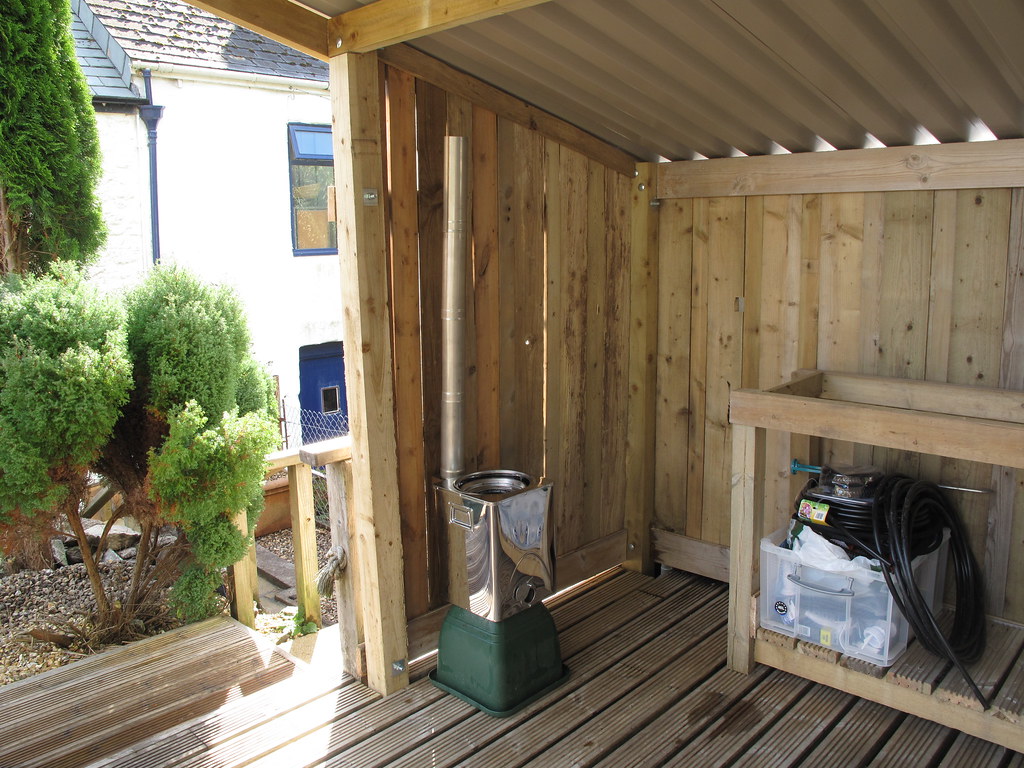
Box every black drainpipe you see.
[138,69,164,265]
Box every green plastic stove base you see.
[429,602,569,717]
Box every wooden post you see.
[624,162,659,573]
[302,438,363,679]
[326,459,363,680]
[329,51,410,695]
[728,423,765,673]
[230,509,257,629]
[288,462,321,627]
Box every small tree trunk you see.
[125,521,153,611]
[66,511,111,617]
[0,184,24,275]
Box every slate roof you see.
[71,0,145,103]
[85,0,329,82]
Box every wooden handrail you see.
[298,435,353,466]
[232,436,360,679]
[265,447,305,472]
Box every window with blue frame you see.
[288,123,336,255]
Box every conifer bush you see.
[0,0,277,641]
[0,0,105,273]
[0,266,278,639]
[0,264,130,575]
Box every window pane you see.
[290,125,333,160]
[291,163,336,251]
[322,385,340,414]
[294,129,333,159]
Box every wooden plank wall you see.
[381,63,634,619]
[655,187,1024,622]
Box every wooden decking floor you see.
[3,569,1022,768]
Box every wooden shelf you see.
[728,370,1024,752]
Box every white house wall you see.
[89,67,341,430]
[90,109,152,293]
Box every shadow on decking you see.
[2,569,1021,768]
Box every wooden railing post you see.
[234,440,356,642]
[288,462,321,627]
[326,458,363,679]
[230,508,257,628]
[300,437,360,676]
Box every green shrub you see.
[169,565,225,623]
[124,267,250,419]
[0,264,279,635]
[150,401,277,570]
[236,357,278,420]
[0,264,129,522]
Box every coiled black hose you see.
[871,474,988,708]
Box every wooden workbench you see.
[728,369,1024,752]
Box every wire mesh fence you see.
[278,406,349,451]
[277,405,350,525]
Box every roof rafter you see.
[186,0,329,60]
[329,0,555,54]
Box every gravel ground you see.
[256,527,339,628]
[0,527,337,687]
[0,562,150,686]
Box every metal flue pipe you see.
[440,136,469,488]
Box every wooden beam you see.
[729,388,1024,470]
[185,0,328,61]
[329,0,554,54]
[766,369,823,397]
[329,51,409,696]
[378,45,636,176]
[623,163,659,574]
[651,528,729,583]
[819,371,1024,424]
[265,446,304,472]
[657,139,1024,199]
[728,424,764,674]
[555,530,627,590]
[384,66,431,619]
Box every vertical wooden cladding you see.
[385,68,429,620]
[381,63,634,618]
[655,183,1024,622]
[496,123,632,555]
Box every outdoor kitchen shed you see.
[187,0,1023,751]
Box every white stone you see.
[80,518,141,551]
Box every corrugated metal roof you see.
[403,0,1024,161]
[187,0,1024,163]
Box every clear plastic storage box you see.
[759,527,947,666]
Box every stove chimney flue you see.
[440,136,469,488]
